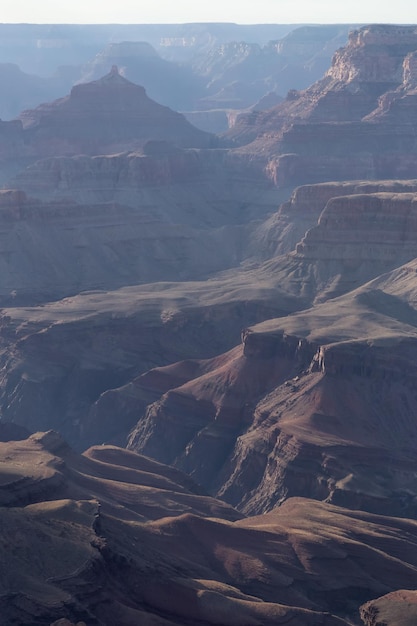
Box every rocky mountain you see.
[0,67,217,189]
[230,24,417,187]
[0,23,348,125]
[193,25,352,110]
[128,256,417,517]
[17,65,214,157]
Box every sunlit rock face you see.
[228,24,417,187]
[127,256,417,517]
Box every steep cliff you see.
[127,258,417,517]
[0,269,301,448]
[251,179,417,258]
[228,25,417,187]
[0,188,263,304]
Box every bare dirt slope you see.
[1,431,417,625]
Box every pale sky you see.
[1,0,417,25]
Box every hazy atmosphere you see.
[2,0,417,24]
[2,5,417,626]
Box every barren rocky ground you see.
[1,22,417,626]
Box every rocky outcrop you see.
[260,186,417,304]
[0,272,299,449]
[360,590,417,625]
[228,24,417,188]
[251,179,417,258]
[126,259,417,516]
[298,192,417,258]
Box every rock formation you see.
[127,258,417,517]
[16,66,214,157]
[360,590,417,625]
[0,270,300,448]
[1,431,417,625]
[0,179,277,305]
[2,22,417,626]
[229,24,417,188]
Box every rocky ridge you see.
[3,180,417,450]
[229,24,417,188]
[17,65,213,157]
[127,258,417,517]
[0,430,416,625]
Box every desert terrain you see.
[0,21,417,625]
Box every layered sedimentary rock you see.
[256,185,417,305]
[194,25,351,111]
[228,25,417,188]
[251,179,417,258]
[0,189,203,304]
[16,66,213,158]
[0,270,301,448]
[0,142,282,304]
[11,147,277,225]
[127,258,417,517]
[4,182,417,449]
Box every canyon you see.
[1,21,417,626]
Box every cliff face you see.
[251,179,417,258]
[228,24,417,188]
[253,185,417,307]
[0,271,300,448]
[127,260,417,517]
[12,147,275,225]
